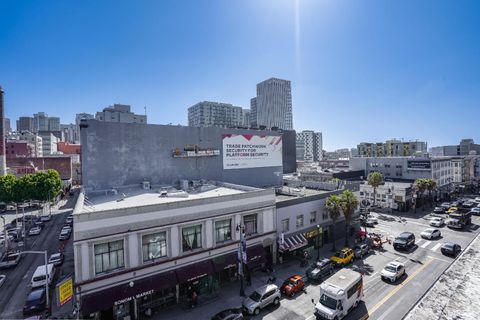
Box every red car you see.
[280,275,305,297]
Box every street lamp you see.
[316,224,321,260]
[22,251,50,311]
[236,224,246,297]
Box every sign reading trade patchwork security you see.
[58,277,73,306]
[222,134,283,169]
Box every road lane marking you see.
[431,243,442,252]
[368,257,434,316]
[421,240,431,248]
[427,255,452,264]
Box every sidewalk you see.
[153,238,349,320]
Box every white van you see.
[31,264,55,288]
[313,268,363,320]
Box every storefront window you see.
[182,225,202,251]
[243,214,257,235]
[142,232,167,262]
[94,240,124,275]
[215,219,232,243]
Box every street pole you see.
[23,251,50,312]
[1,216,7,253]
[237,224,246,297]
[316,224,320,260]
[22,207,27,250]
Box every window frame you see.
[310,211,317,224]
[214,219,232,244]
[243,214,258,236]
[142,231,168,263]
[93,239,125,275]
[296,215,304,229]
[281,218,289,233]
[181,224,203,252]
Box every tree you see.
[34,170,62,202]
[367,172,384,206]
[325,194,342,251]
[0,174,18,204]
[414,178,428,209]
[425,179,437,207]
[340,190,359,247]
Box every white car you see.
[470,208,480,216]
[381,261,405,283]
[430,217,445,227]
[28,226,42,236]
[421,228,441,240]
[61,225,72,233]
[0,274,6,288]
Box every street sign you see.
[57,277,73,306]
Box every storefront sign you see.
[58,277,73,306]
[304,227,322,239]
[222,134,282,169]
[114,289,154,306]
[407,160,431,169]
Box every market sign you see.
[58,277,73,306]
[222,134,282,170]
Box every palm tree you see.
[425,179,437,207]
[325,195,342,251]
[414,178,428,209]
[340,190,359,247]
[367,172,384,206]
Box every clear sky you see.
[1,0,479,150]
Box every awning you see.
[175,260,215,283]
[81,270,177,315]
[212,252,238,272]
[247,245,265,268]
[278,233,308,252]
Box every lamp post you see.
[236,224,246,297]
[316,224,321,260]
[1,216,8,253]
[23,250,49,310]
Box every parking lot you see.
[0,195,76,319]
[162,199,480,320]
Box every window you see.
[94,240,124,275]
[322,211,328,220]
[215,219,232,243]
[182,225,202,251]
[243,214,258,235]
[142,232,167,262]
[281,219,289,233]
[310,211,317,223]
[347,279,363,298]
[296,215,304,228]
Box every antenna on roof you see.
[144,106,147,117]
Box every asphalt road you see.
[0,200,75,319]
[248,211,480,320]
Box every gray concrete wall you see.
[81,120,292,189]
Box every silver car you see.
[242,284,281,315]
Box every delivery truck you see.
[312,268,363,320]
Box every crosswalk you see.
[416,238,442,252]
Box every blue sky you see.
[1,0,479,150]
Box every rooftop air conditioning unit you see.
[142,181,151,190]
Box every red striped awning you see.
[278,233,308,252]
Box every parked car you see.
[381,261,406,283]
[365,214,378,224]
[281,275,305,297]
[48,253,64,267]
[61,225,72,234]
[330,248,354,266]
[433,207,446,214]
[0,251,22,269]
[363,218,377,227]
[393,232,415,250]
[441,242,461,256]
[23,288,47,316]
[242,284,281,315]
[447,207,458,214]
[420,228,441,240]
[306,258,334,282]
[58,229,71,241]
[440,202,451,209]
[40,215,51,222]
[211,308,244,320]
[28,227,42,236]
[65,215,73,225]
[430,217,445,227]
[0,274,6,288]
[353,243,369,258]
[469,207,480,216]
[463,201,475,209]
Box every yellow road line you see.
[368,257,434,316]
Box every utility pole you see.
[237,224,246,297]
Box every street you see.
[160,207,480,320]
[0,196,76,319]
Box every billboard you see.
[407,160,431,169]
[57,277,73,306]
[223,134,282,170]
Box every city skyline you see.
[1,0,479,149]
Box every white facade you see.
[296,130,323,162]
[359,182,413,210]
[38,132,58,155]
[73,182,277,315]
[187,101,244,128]
[255,78,293,130]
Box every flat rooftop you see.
[81,184,247,213]
[275,187,332,202]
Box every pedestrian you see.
[191,290,198,308]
